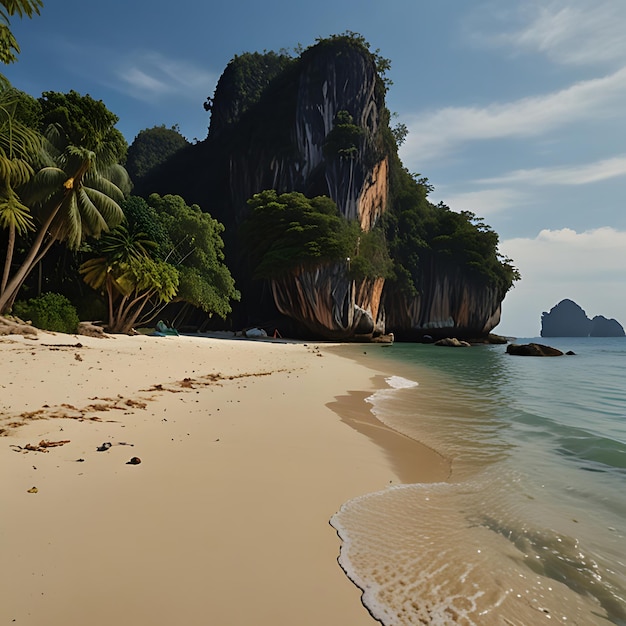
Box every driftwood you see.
[11,439,71,453]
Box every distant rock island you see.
[541,299,625,337]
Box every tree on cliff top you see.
[126,125,189,183]
[242,189,391,281]
[207,51,294,135]
[384,165,519,299]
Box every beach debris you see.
[11,439,70,453]
[243,327,267,338]
[126,456,141,465]
[26,486,38,493]
[76,458,85,462]
[96,442,112,452]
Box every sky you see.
[6,0,626,337]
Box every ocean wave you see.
[331,480,626,625]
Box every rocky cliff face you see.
[271,262,385,339]
[208,41,389,338]
[143,37,513,340]
[383,264,503,339]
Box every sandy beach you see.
[0,329,446,626]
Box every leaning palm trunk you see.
[0,202,60,312]
[0,148,125,314]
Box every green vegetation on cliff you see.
[242,189,392,281]
[126,125,189,182]
[384,162,519,300]
[242,190,354,278]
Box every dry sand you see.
[0,330,446,626]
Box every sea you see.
[331,337,626,625]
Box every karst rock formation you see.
[140,37,511,339]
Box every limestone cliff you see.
[541,299,624,337]
[271,263,385,339]
[208,38,389,337]
[383,263,503,339]
[139,35,515,340]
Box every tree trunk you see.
[1,223,15,295]
[0,206,59,313]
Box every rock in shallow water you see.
[506,343,565,357]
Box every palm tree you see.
[0,86,40,294]
[0,122,127,313]
[80,225,178,333]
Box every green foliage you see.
[0,0,43,68]
[0,88,129,314]
[348,228,393,281]
[242,190,390,281]
[10,87,42,129]
[80,192,238,331]
[323,110,364,160]
[383,163,520,298]
[21,144,126,249]
[39,90,128,165]
[114,255,179,302]
[119,196,169,254]
[242,190,353,279]
[13,291,79,333]
[390,122,408,147]
[126,125,189,182]
[0,88,41,254]
[146,193,239,316]
[208,51,294,132]
[312,31,392,91]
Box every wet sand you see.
[0,330,445,626]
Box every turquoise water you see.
[331,338,626,625]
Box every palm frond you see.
[76,187,108,239]
[82,186,124,229]
[100,163,132,197]
[18,166,66,205]
[58,146,95,175]
[0,155,33,187]
[1,1,43,20]
[52,191,82,249]
[78,256,109,291]
[83,171,125,204]
[0,92,42,161]
[0,191,34,234]
[42,123,64,157]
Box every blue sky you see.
[7,0,626,337]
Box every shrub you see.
[13,293,80,334]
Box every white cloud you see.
[478,155,626,187]
[115,51,216,102]
[400,66,626,162]
[497,226,626,336]
[488,1,626,67]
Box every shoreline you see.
[0,330,446,626]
